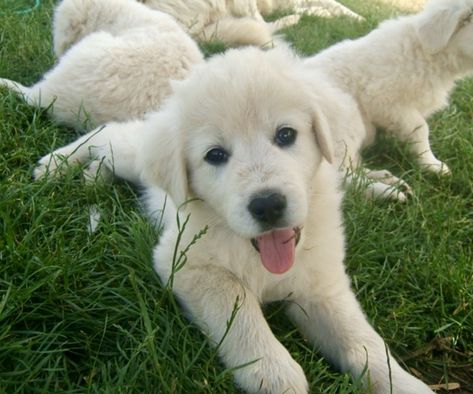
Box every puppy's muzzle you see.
[248,191,287,225]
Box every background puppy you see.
[53,0,279,53]
[305,0,473,200]
[0,0,203,129]
[128,0,362,50]
[35,46,434,394]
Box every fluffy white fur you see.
[34,46,434,394]
[52,0,275,53]
[304,0,473,200]
[256,0,362,19]
[128,0,362,50]
[0,0,203,129]
[51,0,361,54]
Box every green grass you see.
[1,1,472,393]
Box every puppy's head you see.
[415,0,473,57]
[141,46,335,274]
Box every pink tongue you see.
[256,228,296,274]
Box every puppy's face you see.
[142,47,334,274]
[187,98,318,232]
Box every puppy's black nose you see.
[248,191,287,225]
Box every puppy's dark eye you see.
[274,127,297,147]
[204,147,229,165]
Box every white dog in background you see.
[129,0,363,49]
[52,0,279,53]
[305,0,473,200]
[52,0,362,53]
[34,46,434,394]
[0,0,203,129]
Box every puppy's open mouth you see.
[251,227,301,275]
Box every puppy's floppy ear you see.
[311,107,335,164]
[416,5,471,54]
[140,111,189,208]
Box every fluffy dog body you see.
[0,0,203,129]
[36,47,434,393]
[304,0,473,199]
[127,0,361,50]
[54,0,276,53]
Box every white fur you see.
[113,0,361,51]
[35,46,434,393]
[305,0,473,200]
[53,0,273,53]
[0,0,203,129]
[52,0,361,54]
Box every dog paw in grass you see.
[364,169,413,202]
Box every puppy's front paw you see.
[377,364,434,394]
[364,181,410,202]
[33,153,63,180]
[363,169,413,202]
[422,160,451,176]
[234,346,308,394]
[416,153,451,175]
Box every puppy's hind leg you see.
[390,110,450,175]
[0,78,56,112]
[0,78,30,99]
[287,274,434,393]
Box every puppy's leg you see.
[34,120,145,184]
[287,274,433,393]
[345,170,411,202]
[364,169,413,202]
[390,110,450,175]
[0,77,60,112]
[0,78,30,97]
[269,14,301,32]
[34,126,112,180]
[169,265,308,394]
[0,78,44,111]
[293,0,363,20]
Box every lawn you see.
[0,0,472,393]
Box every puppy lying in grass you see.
[129,0,362,50]
[305,0,473,200]
[34,45,435,394]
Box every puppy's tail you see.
[199,17,282,48]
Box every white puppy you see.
[53,0,279,53]
[52,0,361,55]
[130,0,362,51]
[305,0,473,200]
[35,46,434,394]
[0,0,203,129]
